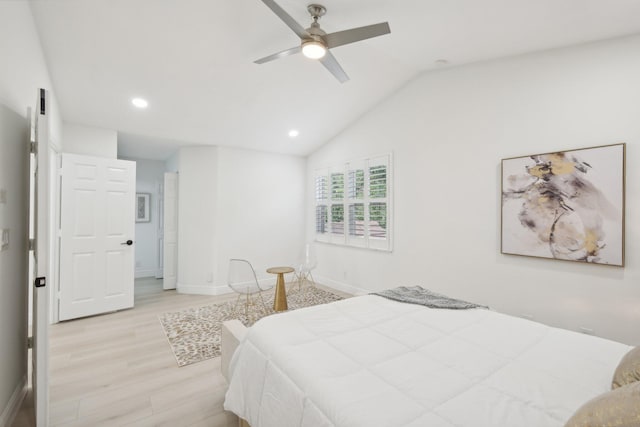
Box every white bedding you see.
[224,295,630,427]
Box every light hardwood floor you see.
[16,278,242,427]
[14,277,351,427]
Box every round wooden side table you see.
[267,266,294,312]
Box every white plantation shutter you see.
[314,154,392,251]
[347,160,366,247]
[368,156,390,250]
[348,203,364,237]
[315,170,329,239]
[316,205,328,234]
[329,167,345,243]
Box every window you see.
[315,174,328,234]
[314,154,392,251]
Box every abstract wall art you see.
[501,143,625,266]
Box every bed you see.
[222,291,633,427]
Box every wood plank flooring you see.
[14,277,350,427]
[15,278,241,427]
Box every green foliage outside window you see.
[369,165,387,198]
[370,202,387,231]
[331,173,344,200]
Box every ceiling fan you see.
[254,0,391,83]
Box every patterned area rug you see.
[159,285,343,367]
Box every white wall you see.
[214,147,306,291]
[173,146,306,294]
[63,122,117,158]
[130,158,165,278]
[0,2,63,423]
[0,105,30,426]
[307,34,640,345]
[0,3,62,150]
[176,146,218,294]
[165,150,179,173]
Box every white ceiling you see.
[30,0,640,159]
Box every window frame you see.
[314,153,393,252]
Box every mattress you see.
[224,294,630,427]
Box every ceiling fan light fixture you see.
[302,40,327,59]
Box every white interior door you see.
[163,172,178,290]
[32,89,50,426]
[59,154,136,321]
[155,181,164,279]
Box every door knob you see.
[121,240,133,246]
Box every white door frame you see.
[155,180,164,278]
[162,172,178,290]
[32,88,50,427]
[49,147,60,324]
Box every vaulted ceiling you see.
[30,0,640,159]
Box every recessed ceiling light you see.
[288,129,299,138]
[131,97,148,109]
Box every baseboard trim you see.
[135,269,156,279]
[315,275,369,296]
[177,283,216,295]
[0,375,27,427]
[212,285,233,296]
[193,278,277,296]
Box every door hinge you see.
[28,238,35,251]
[29,140,37,154]
[27,336,33,349]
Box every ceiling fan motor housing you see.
[306,21,327,44]
[307,4,326,19]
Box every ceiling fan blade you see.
[254,46,302,64]
[319,51,349,83]
[259,0,310,39]
[324,22,390,49]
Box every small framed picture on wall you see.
[136,193,151,222]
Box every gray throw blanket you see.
[372,286,488,310]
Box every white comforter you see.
[224,295,630,427]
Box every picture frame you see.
[136,193,151,223]
[501,143,625,266]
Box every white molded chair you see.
[227,259,272,317]
[295,243,317,289]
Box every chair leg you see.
[244,292,250,318]
[308,271,317,286]
[233,293,242,314]
[258,291,269,314]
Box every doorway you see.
[126,158,168,284]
